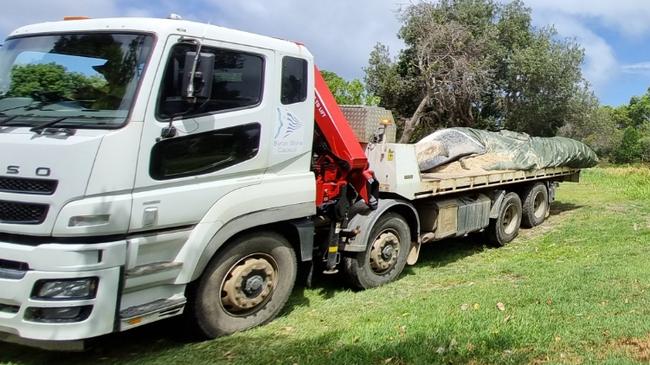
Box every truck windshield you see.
[0,32,153,129]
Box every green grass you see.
[2,167,650,365]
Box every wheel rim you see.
[220,253,278,316]
[369,230,400,274]
[533,191,546,219]
[502,203,519,235]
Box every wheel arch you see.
[188,212,314,282]
[343,198,421,265]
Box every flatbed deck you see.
[367,143,581,200]
[416,166,580,199]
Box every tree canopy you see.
[320,70,379,106]
[365,0,591,142]
[7,63,106,100]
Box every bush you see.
[612,127,642,164]
[639,136,650,163]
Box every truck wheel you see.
[521,183,549,228]
[189,232,297,338]
[343,212,410,290]
[487,192,522,247]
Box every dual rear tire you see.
[487,192,522,246]
[521,183,549,228]
[486,183,550,246]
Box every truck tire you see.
[487,192,522,247]
[521,183,549,228]
[189,232,297,338]
[343,212,410,290]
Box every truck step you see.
[126,261,183,278]
[120,297,186,320]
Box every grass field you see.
[1,167,649,365]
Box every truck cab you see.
[0,17,317,346]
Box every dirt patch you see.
[607,335,650,362]
[518,203,580,240]
[606,204,629,214]
[530,352,583,365]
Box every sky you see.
[1,0,650,106]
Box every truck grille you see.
[0,200,48,224]
[0,177,58,195]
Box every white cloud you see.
[0,0,158,40]
[521,2,632,100]
[3,0,648,95]
[0,0,405,81]
[535,14,619,89]
[621,62,650,75]
[0,0,120,38]
[525,0,650,38]
[203,0,406,80]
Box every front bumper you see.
[0,239,126,342]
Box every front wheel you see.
[189,232,297,338]
[343,212,411,289]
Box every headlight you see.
[32,278,98,300]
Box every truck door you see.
[131,35,275,232]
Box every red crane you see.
[312,65,378,211]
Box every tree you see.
[639,136,650,163]
[399,3,494,142]
[612,127,642,164]
[366,0,591,142]
[7,63,106,100]
[558,105,623,157]
[502,29,585,136]
[320,70,379,106]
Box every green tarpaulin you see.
[415,128,599,172]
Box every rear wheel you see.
[189,232,297,338]
[521,183,549,228]
[343,212,410,289]
[487,192,522,247]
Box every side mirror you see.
[181,52,215,101]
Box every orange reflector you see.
[63,16,90,21]
[127,317,143,325]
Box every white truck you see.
[0,16,581,349]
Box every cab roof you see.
[8,17,312,59]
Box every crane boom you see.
[313,65,378,210]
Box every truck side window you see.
[158,44,264,119]
[150,123,261,180]
[281,56,307,104]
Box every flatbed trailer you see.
[335,141,582,268]
[367,142,580,200]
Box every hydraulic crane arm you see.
[313,65,378,210]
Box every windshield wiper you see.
[0,103,34,113]
[29,115,114,135]
[0,115,20,126]
[30,116,76,135]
